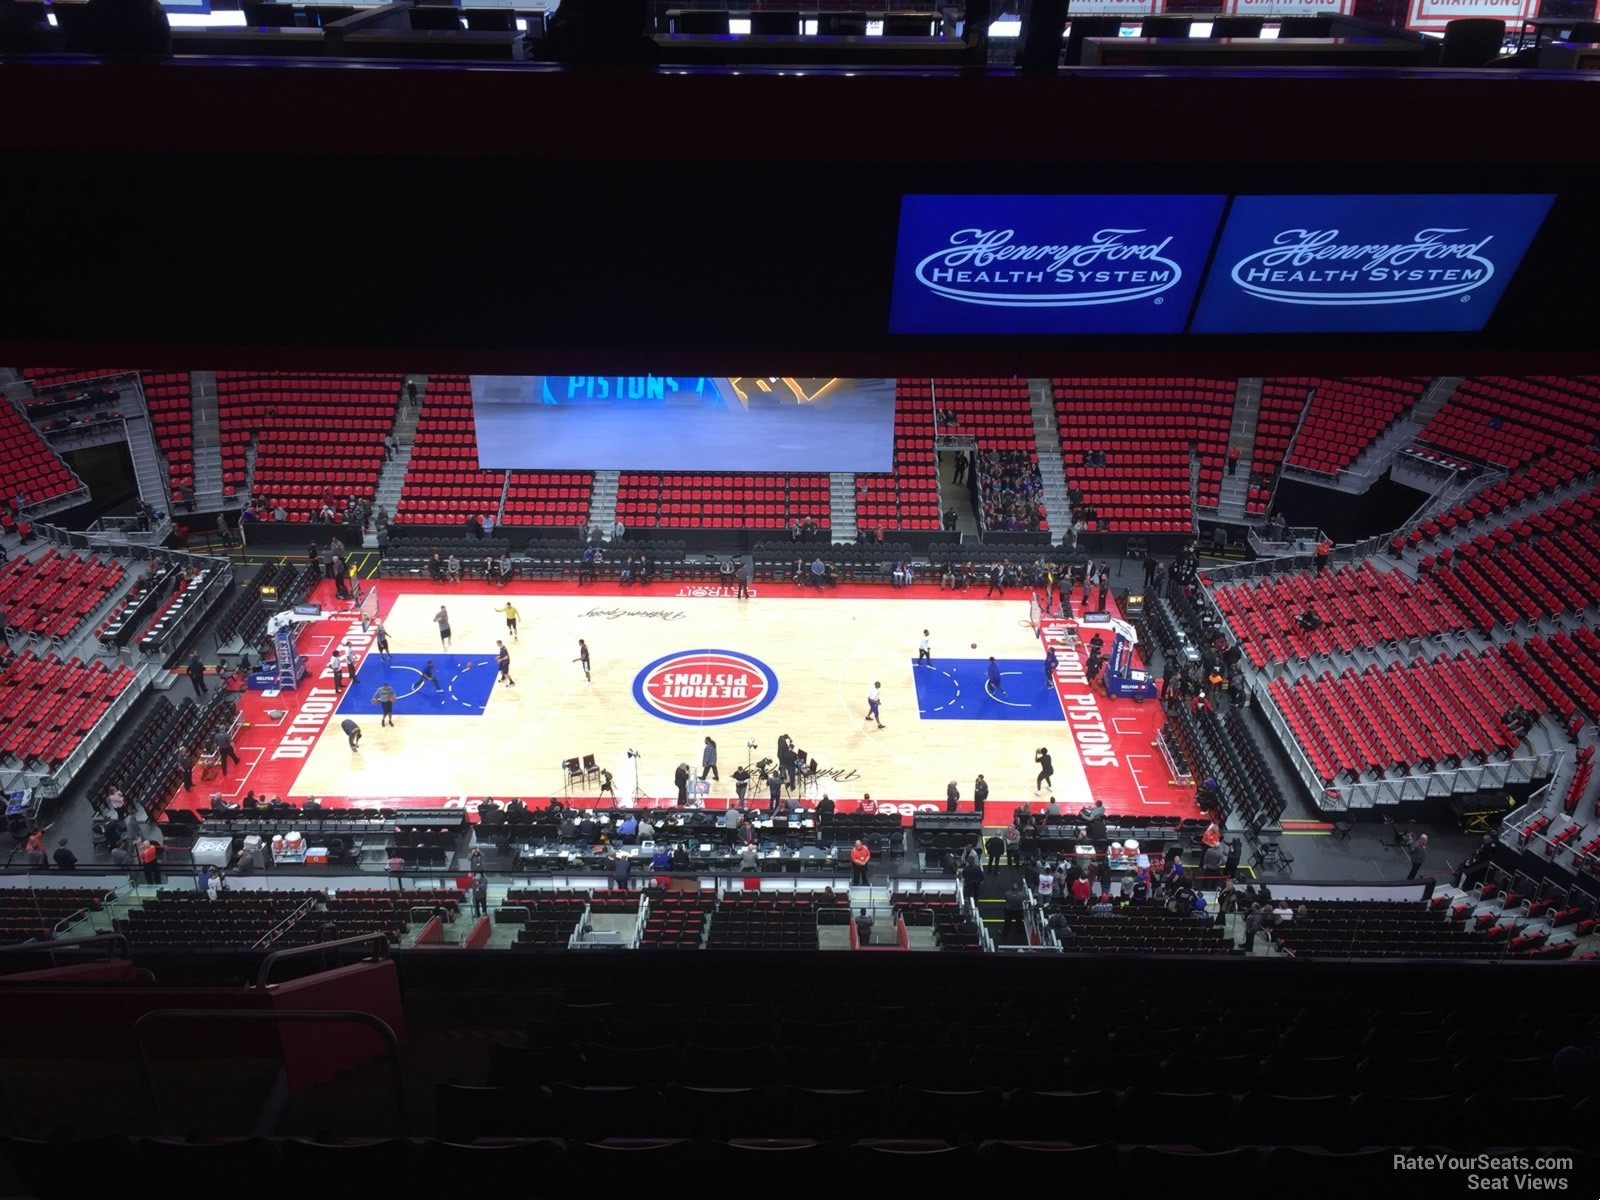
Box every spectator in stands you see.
[1406,833,1429,881]
[109,840,130,870]
[855,907,874,944]
[810,557,826,589]
[1082,799,1108,851]
[850,839,871,885]
[52,838,77,871]
[137,839,161,884]
[271,502,287,522]
[613,852,632,891]
[1069,871,1092,907]
[1001,884,1025,941]
[446,554,462,583]
[739,844,759,873]
[1227,446,1241,475]
[1315,537,1333,574]
[469,871,489,917]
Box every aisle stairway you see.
[371,375,425,524]
[588,470,620,535]
[1027,379,1073,535]
[1214,378,1261,520]
[830,472,857,544]
[188,370,224,507]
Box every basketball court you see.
[174,576,1199,825]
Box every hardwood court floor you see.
[173,578,1197,822]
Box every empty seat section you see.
[1051,376,1234,533]
[0,388,82,507]
[1286,377,1423,478]
[216,371,402,518]
[854,379,939,532]
[1411,376,1600,471]
[617,472,828,531]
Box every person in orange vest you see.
[1201,822,1222,851]
[137,839,162,885]
[850,839,871,886]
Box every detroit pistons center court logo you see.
[633,649,778,726]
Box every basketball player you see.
[1044,645,1059,682]
[372,682,396,726]
[434,605,452,650]
[574,639,591,683]
[918,630,932,666]
[495,602,520,641]
[340,718,362,752]
[987,656,1006,697]
[495,640,515,686]
[1035,746,1055,793]
[374,621,393,663]
[421,659,444,693]
[865,681,884,729]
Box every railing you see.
[254,929,393,987]
[252,894,322,952]
[0,930,130,971]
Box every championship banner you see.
[1065,0,1159,14]
[1227,0,1353,15]
[1406,0,1534,32]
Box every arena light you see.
[988,16,1022,37]
[168,11,249,25]
[1190,21,1213,37]
[728,17,750,34]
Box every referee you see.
[495,640,516,686]
[495,602,520,641]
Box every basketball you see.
[970,642,977,649]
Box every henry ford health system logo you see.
[633,649,778,726]
[914,227,1183,308]
[1229,227,1497,306]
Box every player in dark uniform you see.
[1035,746,1055,793]
[986,656,1006,697]
[574,639,591,683]
[495,640,515,686]
[374,621,393,663]
[421,659,444,693]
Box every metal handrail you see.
[131,1008,408,1136]
[0,931,130,969]
[253,929,393,989]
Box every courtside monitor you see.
[1190,193,1556,334]
[470,376,896,473]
